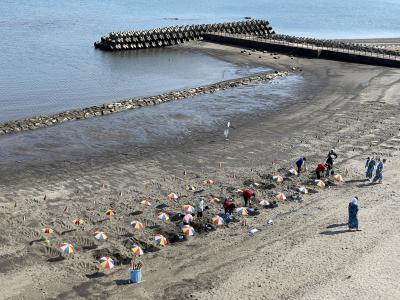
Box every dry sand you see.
[1,41,400,299]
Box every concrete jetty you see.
[94,20,273,51]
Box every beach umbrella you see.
[259,200,270,207]
[105,209,115,216]
[94,231,108,241]
[99,256,114,270]
[141,200,152,206]
[211,197,221,204]
[154,234,168,246]
[158,212,170,221]
[130,221,144,230]
[203,179,214,185]
[236,207,249,217]
[73,218,84,225]
[298,186,308,194]
[59,243,74,254]
[212,215,224,225]
[168,193,178,200]
[182,204,195,214]
[276,193,286,201]
[273,175,284,184]
[181,225,195,236]
[183,214,193,224]
[131,245,144,256]
[289,168,298,176]
[42,227,54,234]
[334,174,343,182]
[315,180,325,188]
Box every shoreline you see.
[0,70,289,136]
[1,42,400,299]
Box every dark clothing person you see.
[326,150,338,176]
[296,157,306,175]
[315,163,326,179]
[242,188,255,207]
[372,159,385,183]
[366,157,376,179]
[348,197,359,230]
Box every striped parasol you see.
[94,231,108,241]
[154,234,168,246]
[182,204,195,214]
[211,197,221,204]
[99,256,114,270]
[273,175,284,184]
[334,174,343,182]
[203,179,214,185]
[73,218,84,225]
[236,207,249,217]
[105,209,115,216]
[59,243,74,254]
[298,186,308,194]
[158,212,170,221]
[130,221,144,230]
[212,215,224,225]
[42,227,54,234]
[168,193,178,200]
[276,193,286,201]
[181,225,195,236]
[289,168,298,176]
[315,180,325,188]
[141,200,152,206]
[259,200,270,207]
[131,245,144,256]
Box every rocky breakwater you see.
[94,19,274,51]
[0,71,289,136]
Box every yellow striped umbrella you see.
[130,221,144,230]
[158,212,170,221]
[181,225,195,236]
[289,168,298,176]
[315,180,325,188]
[212,215,224,225]
[155,234,168,246]
[236,207,249,216]
[273,175,284,184]
[131,245,144,256]
[94,231,108,241]
[59,243,74,254]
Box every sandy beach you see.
[1,41,400,299]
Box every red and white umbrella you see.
[141,200,152,206]
[276,193,286,201]
[182,205,195,214]
[168,193,178,200]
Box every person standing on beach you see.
[196,197,204,218]
[372,158,386,183]
[295,157,307,175]
[242,188,255,207]
[348,197,359,231]
[326,149,338,176]
[315,163,327,179]
[365,156,376,180]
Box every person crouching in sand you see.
[223,198,236,215]
[348,197,359,231]
[315,163,327,179]
[242,188,255,207]
[295,157,307,175]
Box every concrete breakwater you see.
[94,20,273,51]
[0,71,288,136]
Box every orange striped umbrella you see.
[276,193,286,201]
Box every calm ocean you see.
[1,0,400,122]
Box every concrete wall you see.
[203,34,400,68]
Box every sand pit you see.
[0,42,399,299]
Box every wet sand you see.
[1,41,400,299]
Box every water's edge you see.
[0,70,289,136]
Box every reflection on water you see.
[0,74,309,166]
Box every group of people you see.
[183,150,384,232]
[365,157,386,183]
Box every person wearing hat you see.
[348,197,359,231]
